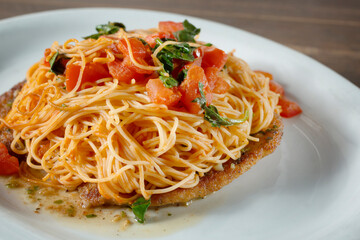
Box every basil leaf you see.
[161,43,195,62]
[49,50,68,75]
[153,39,195,74]
[152,38,196,88]
[177,69,188,84]
[160,75,179,88]
[131,197,151,223]
[157,53,174,73]
[174,20,201,42]
[84,22,126,40]
[138,38,148,46]
[193,82,249,127]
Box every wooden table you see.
[1,0,359,87]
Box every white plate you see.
[0,8,360,240]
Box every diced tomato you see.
[278,96,302,118]
[205,67,230,94]
[254,70,273,80]
[0,142,19,175]
[193,47,204,59]
[185,57,202,69]
[179,65,212,113]
[172,57,202,80]
[145,32,174,48]
[108,59,145,84]
[158,21,184,33]
[43,48,52,67]
[118,38,150,59]
[200,46,228,71]
[269,81,285,96]
[108,43,121,54]
[146,78,182,107]
[254,70,301,118]
[117,38,153,74]
[65,62,111,91]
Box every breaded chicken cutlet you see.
[0,81,283,207]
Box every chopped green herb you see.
[193,82,249,127]
[174,20,201,42]
[153,38,195,87]
[54,200,63,204]
[258,124,279,135]
[177,69,188,84]
[138,38,148,46]
[203,43,213,47]
[159,75,179,88]
[67,205,76,217]
[131,197,151,223]
[84,22,126,40]
[6,181,20,189]
[154,39,195,74]
[121,211,127,218]
[27,186,39,195]
[167,213,172,216]
[241,146,250,153]
[86,214,97,218]
[49,50,69,75]
[6,100,13,108]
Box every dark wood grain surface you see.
[1,0,359,87]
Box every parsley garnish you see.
[26,186,39,195]
[174,20,201,42]
[131,197,151,223]
[84,22,126,40]
[193,82,249,127]
[85,214,97,218]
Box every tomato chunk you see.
[65,62,111,91]
[43,48,52,67]
[117,38,153,74]
[0,142,19,175]
[278,96,302,118]
[146,78,181,107]
[158,21,184,33]
[205,67,230,94]
[118,38,150,59]
[145,32,174,48]
[269,81,285,96]
[179,65,212,113]
[108,59,144,84]
[200,46,228,71]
